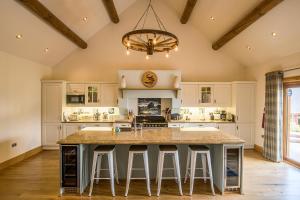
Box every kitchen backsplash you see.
[180,107,232,121]
[63,107,120,121]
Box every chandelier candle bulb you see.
[146,55,150,60]
[126,49,130,55]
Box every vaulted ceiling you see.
[0,0,299,68]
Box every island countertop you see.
[58,128,244,145]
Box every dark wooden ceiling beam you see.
[180,0,198,24]
[102,0,119,24]
[212,0,283,50]
[17,0,87,49]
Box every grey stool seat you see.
[89,145,119,197]
[156,145,183,196]
[129,145,147,151]
[184,145,215,196]
[159,145,178,151]
[125,145,151,197]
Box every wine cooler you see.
[60,144,90,195]
[224,145,242,191]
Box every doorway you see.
[284,78,300,167]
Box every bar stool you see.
[89,145,119,197]
[156,145,183,196]
[125,145,151,196]
[184,145,215,196]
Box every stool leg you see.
[113,150,119,184]
[172,154,178,184]
[206,152,215,196]
[108,151,115,196]
[189,151,197,196]
[96,154,102,184]
[184,148,191,183]
[157,152,164,196]
[143,151,151,196]
[174,151,183,196]
[201,154,207,183]
[88,152,98,197]
[125,152,133,197]
[156,151,161,184]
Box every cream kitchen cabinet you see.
[218,123,236,136]
[42,123,62,149]
[42,81,64,123]
[198,85,214,106]
[181,83,232,107]
[213,84,232,107]
[236,123,254,149]
[85,84,101,106]
[232,82,255,123]
[181,83,199,107]
[62,123,114,138]
[101,83,119,107]
[66,83,85,95]
[42,81,64,149]
[231,82,256,149]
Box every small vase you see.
[174,75,180,88]
[120,75,126,88]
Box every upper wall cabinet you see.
[214,84,232,107]
[66,83,85,95]
[181,84,199,107]
[232,82,256,123]
[198,85,214,106]
[181,83,232,107]
[101,83,119,107]
[85,84,101,106]
[42,81,64,123]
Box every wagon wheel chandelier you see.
[122,0,179,59]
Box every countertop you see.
[62,119,132,123]
[62,119,234,123]
[58,128,244,145]
[168,120,235,123]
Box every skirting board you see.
[254,144,263,154]
[0,146,42,171]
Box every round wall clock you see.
[141,71,158,88]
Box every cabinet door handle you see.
[214,99,216,103]
[236,125,239,130]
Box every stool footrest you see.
[130,177,147,180]
[131,168,145,171]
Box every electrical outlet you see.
[11,142,17,148]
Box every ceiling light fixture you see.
[210,16,215,20]
[16,34,23,39]
[272,32,277,37]
[246,45,252,50]
[122,0,179,58]
[83,17,88,22]
[44,48,49,53]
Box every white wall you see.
[246,52,300,147]
[0,51,52,163]
[52,0,246,82]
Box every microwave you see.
[66,95,85,104]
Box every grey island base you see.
[58,128,244,196]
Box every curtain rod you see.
[283,66,300,72]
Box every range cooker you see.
[135,116,168,128]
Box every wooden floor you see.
[0,150,300,200]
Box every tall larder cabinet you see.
[41,80,65,149]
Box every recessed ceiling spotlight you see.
[210,16,215,21]
[44,48,49,53]
[16,34,23,39]
[272,32,277,37]
[82,17,88,22]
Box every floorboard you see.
[0,150,300,200]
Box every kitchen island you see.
[58,128,244,195]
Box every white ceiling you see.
[0,0,300,68]
[0,0,136,66]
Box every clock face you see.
[141,71,157,88]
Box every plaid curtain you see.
[263,71,283,162]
